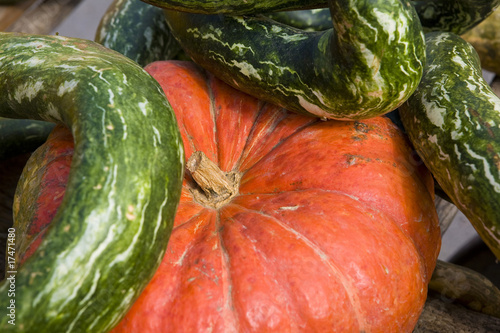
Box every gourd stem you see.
[187,151,231,198]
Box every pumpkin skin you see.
[22,61,440,332]
[13,124,73,267]
[111,61,441,332]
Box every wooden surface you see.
[0,0,83,34]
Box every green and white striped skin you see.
[265,0,500,34]
[95,0,182,67]
[399,32,500,260]
[0,32,184,332]
[0,119,54,160]
[145,0,499,34]
[163,0,425,120]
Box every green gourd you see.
[399,31,500,261]
[0,32,184,332]
[95,0,182,67]
[162,0,426,120]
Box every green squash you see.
[0,32,184,332]
[399,31,500,261]
[95,0,182,67]
[162,0,425,120]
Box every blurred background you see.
[50,0,113,39]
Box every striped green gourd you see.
[0,32,184,332]
[399,31,500,260]
[162,0,426,120]
[265,0,500,34]
[95,0,182,67]
[147,0,499,33]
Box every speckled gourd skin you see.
[163,0,425,120]
[399,31,500,261]
[0,32,184,332]
[145,0,499,34]
[264,0,500,34]
[95,0,182,67]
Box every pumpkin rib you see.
[233,188,426,290]
[234,118,440,282]
[177,116,198,161]
[222,201,367,331]
[215,209,241,332]
[220,205,325,331]
[161,208,228,331]
[145,60,218,162]
[235,187,429,282]
[217,204,353,331]
[211,75,266,171]
[207,69,319,174]
[220,100,268,172]
[177,160,427,330]
[234,106,318,174]
[207,70,221,166]
[228,189,428,330]
[171,204,210,230]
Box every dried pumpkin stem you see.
[187,151,239,208]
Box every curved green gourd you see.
[0,119,54,160]
[265,1,500,34]
[95,0,182,67]
[0,32,184,332]
[163,0,425,120]
[145,0,499,34]
[399,31,500,261]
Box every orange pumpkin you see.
[111,61,441,332]
[16,60,440,332]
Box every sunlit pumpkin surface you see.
[18,60,441,332]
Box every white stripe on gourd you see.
[399,31,500,260]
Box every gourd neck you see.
[187,151,240,209]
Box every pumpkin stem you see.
[187,151,240,208]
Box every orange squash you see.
[19,60,441,332]
[112,61,441,332]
